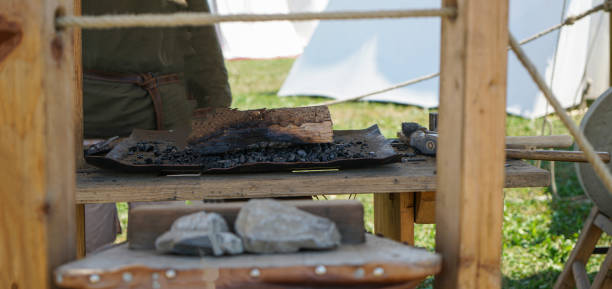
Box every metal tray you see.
[85,125,401,174]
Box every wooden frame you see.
[0,0,77,288]
[1,0,514,288]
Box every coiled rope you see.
[55,8,457,29]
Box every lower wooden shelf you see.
[55,234,441,289]
[76,158,550,204]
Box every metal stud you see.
[314,265,327,275]
[89,274,101,283]
[165,269,177,279]
[122,272,133,283]
[152,281,161,289]
[56,273,63,283]
[373,267,385,277]
[249,268,261,278]
[152,272,159,280]
[353,268,365,278]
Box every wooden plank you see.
[374,193,414,245]
[572,261,590,289]
[415,191,436,224]
[55,235,441,289]
[554,207,603,289]
[128,200,365,250]
[591,247,612,289]
[435,0,509,288]
[594,213,612,236]
[0,0,76,288]
[75,204,86,258]
[76,158,548,203]
[73,0,86,260]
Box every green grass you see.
[116,58,609,288]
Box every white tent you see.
[208,0,328,59]
[278,0,610,118]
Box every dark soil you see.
[125,140,378,169]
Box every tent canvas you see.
[278,0,609,119]
[208,0,328,60]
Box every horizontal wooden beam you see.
[76,159,548,203]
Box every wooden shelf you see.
[55,234,440,289]
[76,158,549,204]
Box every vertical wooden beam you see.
[435,0,508,288]
[374,192,415,245]
[72,0,86,259]
[0,0,76,288]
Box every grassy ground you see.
[117,58,610,288]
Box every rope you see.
[55,8,457,29]
[509,34,612,199]
[323,1,607,106]
[313,72,439,107]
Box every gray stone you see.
[235,199,341,254]
[155,211,243,256]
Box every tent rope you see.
[509,33,612,199]
[55,8,457,29]
[322,1,609,106]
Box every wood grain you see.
[55,235,441,289]
[75,159,548,203]
[415,192,436,224]
[374,193,414,245]
[128,200,366,250]
[0,0,76,288]
[436,0,509,288]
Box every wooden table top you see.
[76,158,549,204]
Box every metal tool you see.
[399,112,610,163]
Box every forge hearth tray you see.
[85,125,401,174]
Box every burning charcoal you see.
[297,149,307,157]
[329,153,336,160]
[239,155,246,163]
[235,199,341,254]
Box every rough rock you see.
[235,199,341,254]
[155,211,243,256]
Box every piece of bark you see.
[128,200,365,250]
[187,106,333,155]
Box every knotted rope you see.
[56,8,457,29]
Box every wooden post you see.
[374,193,415,245]
[435,0,509,288]
[72,0,86,259]
[0,0,76,288]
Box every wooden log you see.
[187,106,333,154]
[128,200,365,250]
[436,0,509,288]
[0,0,76,288]
[505,135,573,149]
[506,149,611,163]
